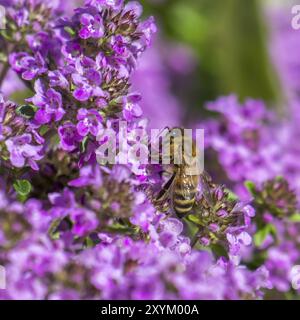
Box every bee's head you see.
[168,127,184,139]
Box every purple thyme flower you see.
[9,52,47,81]
[76,108,104,137]
[68,165,103,188]
[70,207,99,237]
[5,134,43,170]
[72,57,103,101]
[28,79,65,125]
[78,13,104,39]
[48,70,69,89]
[122,93,142,121]
[58,123,83,152]
[86,0,124,10]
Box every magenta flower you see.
[87,0,124,10]
[76,108,103,137]
[122,93,142,121]
[58,123,82,152]
[137,16,157,47]
[68,165,103,188]
[9,52,47,81]
[78,13,104,39]
[28,79,65,125]
[72,57,103,101]
[48,70,69,89]
[110,35,130,57]
[70,208,99,236]
[5,134,43,170]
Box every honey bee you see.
[152,127,208,217]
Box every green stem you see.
[191,232,199,248]
[0,61,9,88]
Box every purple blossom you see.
[58,123,83,151]
[8,235,67,277]
[5,134,43,170]
[86,0,124,10]
[48,70,69,89]
[68,165,103,188]
[158,218,186,249]
[122,93,142,121]
[28,79,65,125]
[76,108,103,137]
[78,13,104,39]
[9,52,47,81]
[72,57,103,101]
[265,244,298,292]
[70,207,98,236]
[49,188,76,210]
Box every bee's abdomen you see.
[173,180,197,216]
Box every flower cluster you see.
[2,0,156,169]
[202,95,300,201]
[198,9,300,293]
[0,94,44,170]
[0,189,271,299]
[191,177,254,261]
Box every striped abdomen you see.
[172,168,199,217]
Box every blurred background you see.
[3,0,300,127]
[130,0,300,127]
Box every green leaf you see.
[245,180,257,195]
[13,179,32,197]
[254,223,277,247]
[225,188,238,201]
[39,125,50,136]
[9,89,32,104]
[186,214,203,226]
[48,218,62,240]
[289,213,300,223]
[64,26,76,37]
[210,243,228,259]
[0,30,12,41]
[16,104,37,119]
[85,237,94,248]
[0,52,7,63]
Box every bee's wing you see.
[155,171,177,203]
[199,171,214,205]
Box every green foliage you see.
[16,104,37,119]
[9,89,33,104]
[48,218,63,240]
[289,213,300,223]
[245,180,257,195]
[142,0,284,117]
[13,179,32,202]
[254,223,277,247]
[225,188,239,201]
[64,26,76,37]
[210,243,229,259]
